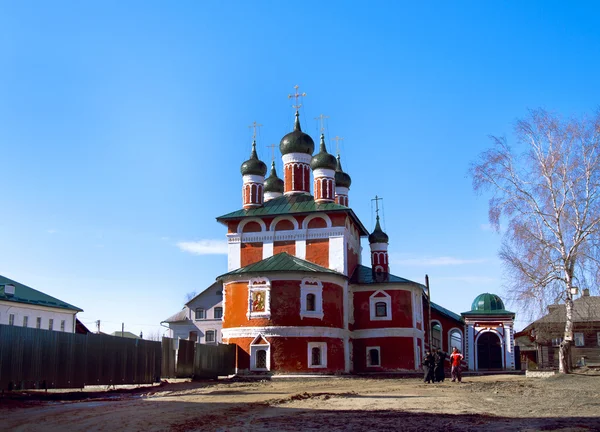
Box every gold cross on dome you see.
[288,85,307,110]
[266,143,277,162]
[248,121,263,140]
[331,136,344,155]
[314,114,329,134]
[372,195,383,217]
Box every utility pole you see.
[96,320,101,334]
[122,322,124,337]
[426,274,432,349]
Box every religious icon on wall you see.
[252,291,265,312]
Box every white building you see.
[0,275,82,333]
[162,281,223,344]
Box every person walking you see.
[422,350,435,383]
[434,348,446,383]
[450,347,463,383]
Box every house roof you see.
[216,194,369,235]
[162,308,189,324]
[0,275,82,312]
[529,295,600,326]
[431,302,463,323]
[218,252,342,279]
[110,331,140,339]
[185,281,222,306]
[349,264,425,288]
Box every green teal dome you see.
[471,293,506,312]
[279,111,315,156]
[240,141,267,176]
[310,134,337,171]
[335,154,351,188]
[264,161,284,193]
[368,216,389,244]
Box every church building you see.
[202,91,515,374]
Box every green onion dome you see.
[368,216,389,244]
[279,111,315,156]
[264,161,284,193]
[240,141,267,176]
[310,134,337,171]
[471,293,506,312]
[335,154,352,188]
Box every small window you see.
[205,330,215,343]
[311,347,321,366]
[195,308,205,320]
[60,320,66,332]
[36,317,42,329]
[189,331,198,342]
[23,316,28,327]
[368,348,381,367]
[214,307,223,319]
[216,290,223,296]
[574,333,584,347]
[306,293,316,311]
[375,302,387,317]
[49,319,54,331]
[552,337,562,347]
[9,314,14,326]
[256,349,267,369]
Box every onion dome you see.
[279,111,315,156]
[471,293,506,312]
[368,216,389,244]
[240,141,267,176]
[264,161,284,194]
[310,134,337,170]
[335,155,352,188]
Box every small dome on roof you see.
[240,141,267,176]
[471,293,506,312]
[264,161,284,193]
[279,111,315,156]
[368,216,389,244]
[335,154,351,188]
[311,134,337,171]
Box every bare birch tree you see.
[471,109,600,373]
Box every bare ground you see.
[1,374,600,432]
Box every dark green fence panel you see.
[193,343,235,379]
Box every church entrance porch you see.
[477,331,503,370]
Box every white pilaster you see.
[329,236,345,273]
[263,241,274,259]
[296,239,306,259]
[228,240,241,271]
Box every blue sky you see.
[1,1,599,335]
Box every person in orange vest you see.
[450,347,464,383]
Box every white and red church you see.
[206,104,515,374]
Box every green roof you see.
[218,252,342,279]
[431,302,463,323]
[216,194,369,235]
[349,264,424,287]
[462,293,514,317]
[0,275,83,312]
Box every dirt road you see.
[2,374,600,431]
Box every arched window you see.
[375,302,387,317]
[311,347,321,366]
[432,323,442,350]
[306,293,316,311]
[256,349,267,369]
[449,329,463,352]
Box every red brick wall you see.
[352,337,415,371]
[306,239,329,268]
[330,213,346,227]
[241,242,263,267]
[353,290,413,329]
[307,217,327,229]
[242,221,262,233]
[274,241,295,256]
[273,219,295,231]
[228,336,345,373]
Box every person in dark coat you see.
[422,350,435,383]
[434,349,447,382]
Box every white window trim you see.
[247,277,271,319]
[308,342,327,368]
[366,346,381,367]
[195,308,205,320]
[574,332,584,347]
[300,278,324,320]
[205,329,217,343]
[369,290,392,321]
[250,334,271,371]
[214,307,223,320]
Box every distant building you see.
[162,281,223,344]
[517,289,600,368]
[0,275,82,333]
[110,330,141,339]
